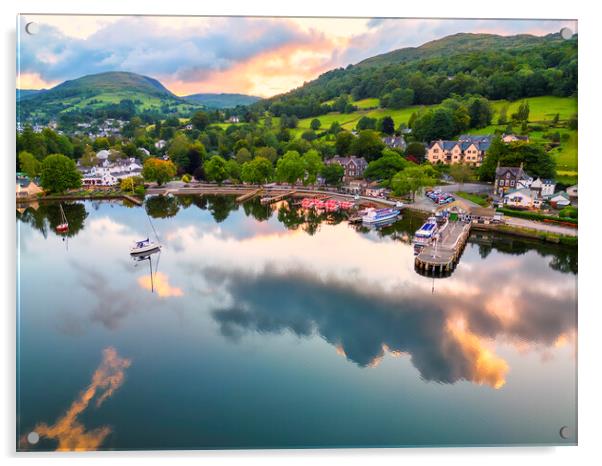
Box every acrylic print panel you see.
[16,14,578,451]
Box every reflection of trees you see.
[145,195,180,219]
[205,195,238,223]
[243,198,272,222]
[176,195,195,210]
[471,234,578,275]
[17,202,88,238]
[277,205,305,230]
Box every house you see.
[96,149,111,161]
[436,199,498,223]
[342,180,367,195]
[494,163,532,196]
[326,156,368,182]
[80,157,143,187]
[364,181,389,198]
[503,188,541,209]
[426,135,491,167]
[16,179,43,200]
[550,191,571,208]
[138,147,150,157]
[502,133,529,143]
[227,116,240,123]
[530,178,556,198]
[155,140,167,150]
[382,135,406,151]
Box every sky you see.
[17,15,577,97]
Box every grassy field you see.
[455,191,489,207]
[211,95,578,180]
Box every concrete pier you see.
[415,221,471,275]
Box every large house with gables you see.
[326,156,368,182]
[425,135,491,167]
[494,163,533,196]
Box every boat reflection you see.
[132,248,161,294]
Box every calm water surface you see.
[17,196,577,450]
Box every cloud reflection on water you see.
[200,262,574,389]
[21,347,131,451]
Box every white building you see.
[155,140,167,150]
[503,188,541,209]
[530,178,556,198]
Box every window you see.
[510,180,515,186]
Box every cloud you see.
[138,271,183,298]
[21,347,131,451]
[18,16,577,96]
[200,261,575,389]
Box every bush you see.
[182,174,192,183]
[559,206,578,219]
[134,185,146,196]
[497,207,578,224]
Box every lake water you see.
[16,196,577,450]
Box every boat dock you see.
[122,194,144,206]
[260,190,297,205]
[415,221,471,275]
[236,188,263,203]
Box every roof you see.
[504,188,535,198]
[551,191,570,200]
[495,166,525,178]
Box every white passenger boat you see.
[412,217,438,254]
[130,238,162,255]
[362,207,400,224]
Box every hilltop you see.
[253,32,577,118]
[17,71,201,122]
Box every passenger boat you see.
[55,204,69,233]
[412,217,438,254]
[130,238,162,256]
[362,207,400,224]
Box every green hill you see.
[253,32,577,118]
[183,93,260,108]
[18,71,201,122]
[357,32,567,67]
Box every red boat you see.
[55,204,69,233]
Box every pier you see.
[415,221,471,275]
[260,190,297,205]
[236,188,263,203]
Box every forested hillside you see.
[252,33,577,119]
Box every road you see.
[504,216,578,237]
[435,183,493,194]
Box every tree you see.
[320,163,344,186]
[498,104,509,125]
[356,116,377,131]
[226,159,241,182]
[385,88,414,109]
[335,131,355,155]
[468,97,493,128]
[255,146,278,163]
[275,150,305,185]
[302,149,324,186]
[390,165,437,201]
[349,130,385,161]
[449,163,474,186]
[142,158,177,186]
[235,147,252,164]
[329,121,342,135]
[405,142,426,162]
[310,118,322,131]
[478,138,556,181]
[301,130,317,142]
[364,150,412,184]
[18,151,41,179]
[40,154,82,194]
[241,157,274,184]
[191,111,210,130]
[513,100,530,122]
[204,155,229,185]
[380,116,395,135]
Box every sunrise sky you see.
[17,15,577,97]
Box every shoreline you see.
[19,184,577,246]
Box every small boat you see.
[130,238,162,256]
[55,204,69,233]
[412,216,438,254]
[362,207,400,224]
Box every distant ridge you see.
[183,93,261,108]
